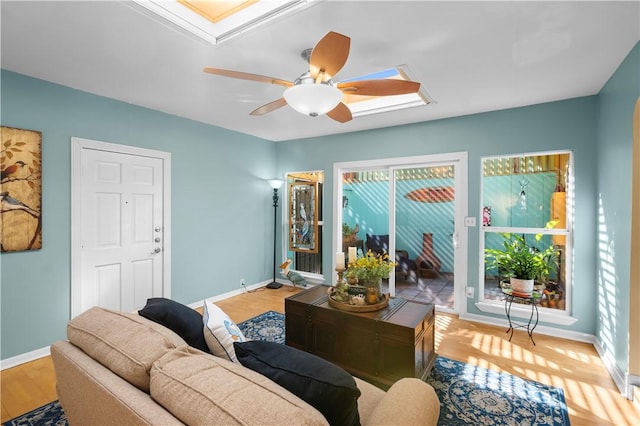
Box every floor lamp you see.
[267,179,284,289]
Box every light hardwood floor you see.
[1,286,639,425]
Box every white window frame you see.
[283,170,325,284]
[333,152,469,315]
[475,150,577,326]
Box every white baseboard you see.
[1,346,50,370]
[628,374,640,402]
[198,279,313,306]
[593,339,631,399]
[187,279,279,308]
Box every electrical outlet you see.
[466,286,474,298]
[240,278,245,287]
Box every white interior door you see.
[71,138,171,317]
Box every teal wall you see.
[276,97,599,335]
[595,42,640,379]
[343,178,456,272]
[483,172,558,228]
[0,71,277,360]
[1,42,637,371]
[343,182,390,239]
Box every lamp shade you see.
[283,83,342,117]
[268,179,284,189]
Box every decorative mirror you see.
[289,181,319,253]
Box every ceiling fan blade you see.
[327,102,352,123]
[250,98,288,116]
[309,31,350,82]
[337,79,420,96]
[204,68,293,88]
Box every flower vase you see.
[361,278,382,304]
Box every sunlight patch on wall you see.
[597,195,618,355]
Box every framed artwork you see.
[289,181,318,253]
[1,126,42,252]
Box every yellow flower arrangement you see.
[347,250,396,282]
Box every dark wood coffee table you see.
[285,285,436,389]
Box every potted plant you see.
[342,223,359,243]
[484,233,558,295]
[347,250,396,302]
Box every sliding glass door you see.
[335,153,466,313]
[391,165,456,309]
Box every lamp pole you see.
[267,179,284,289]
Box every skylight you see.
[341,66,434,118]
[132,0,318,45]
[177,1,259,24]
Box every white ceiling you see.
[1,1,638,142]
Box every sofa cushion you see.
[150,347,328,425]
[67,307,188,392]
[203,300,246,362]
[138,297,210,353]
[234,340,361,426]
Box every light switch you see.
[464,216,476,227]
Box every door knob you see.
[151,247,161,254]
[155,237,161,243]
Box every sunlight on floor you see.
[434,314,451,351]
[435,313,640,425]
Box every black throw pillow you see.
[366,233,389,256]
[234,340,361,426]
[138,298,210,353]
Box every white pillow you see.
[202,300,246,362]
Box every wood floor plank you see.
[1,287,638,425]
[1,356,57,422]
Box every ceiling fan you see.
[204,31,421,123]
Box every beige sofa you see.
[51,307,440,425]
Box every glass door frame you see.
[333,152,468,314]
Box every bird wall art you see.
[0,126,42,252]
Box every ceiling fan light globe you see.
[283,83,342,117]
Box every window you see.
[340,66,434,118]
[480,152,572,314]
[285,171,324,280]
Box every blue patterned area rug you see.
[238,310,285,343]
[427,357,570,425]
[241,311,570,426]
[5,310,570,426]
[3,400,66,426]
